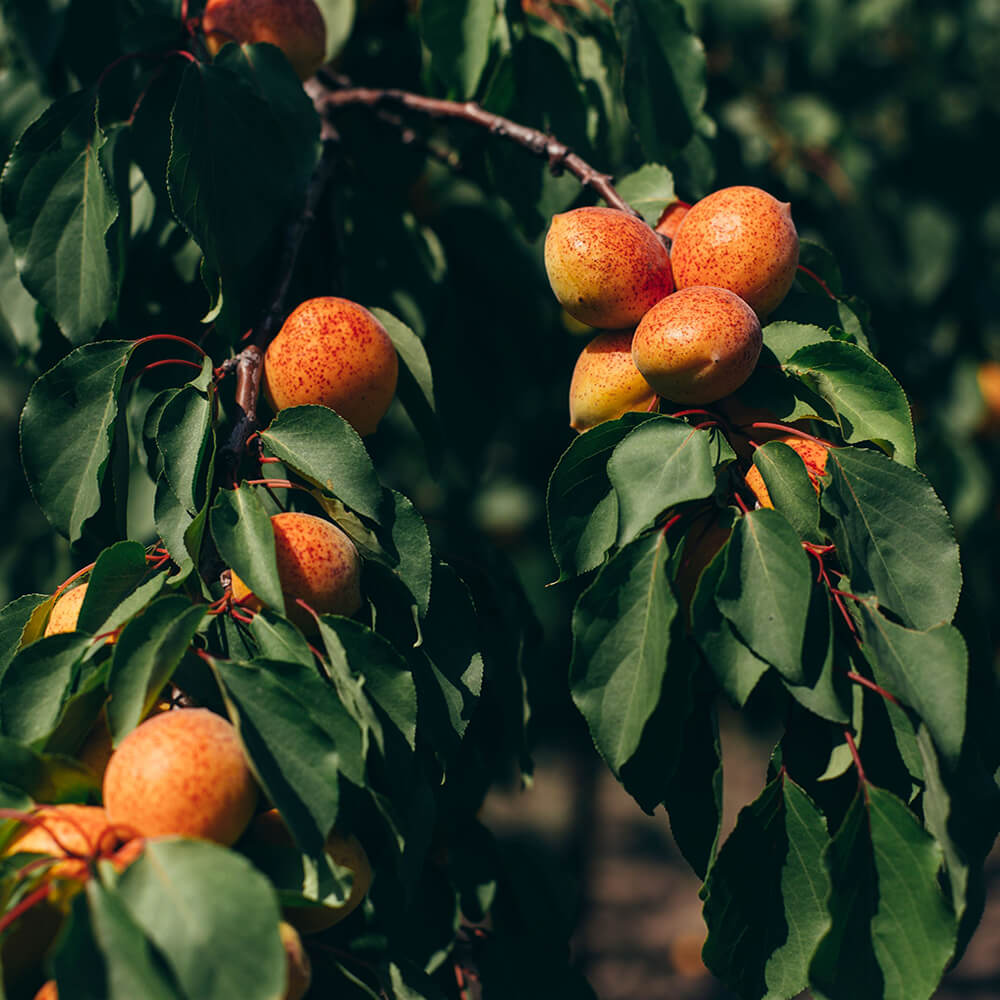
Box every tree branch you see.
[313,85,641,219]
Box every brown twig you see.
[313,85,640,218]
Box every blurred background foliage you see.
[0,0,996,754]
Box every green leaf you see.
[0,89,118,343]
[209,486,284,613]
[249,609,314,668]
[546,412,656,579]
[86,879,181,1000]
[0,633,92,746]
[763,321,833,363]
[606,417,718,546]
[784,341,916,466]
[261,405,386,522]
[371,307,436,416]
[611,164,677,225]
[715,510,813,684]
[570,531,676,775]
[702,774,831,1000]
[106,596,207,742]
[811,788,957,1000]
[20,341,134,543]
[157,384,214,515]
[822,446,961,630]
[314,0,356,60]
[0,594,50,677]
[751,440,823,544]
[854,604,966,769]
[0,734,98,801]
[115,839,286,1000]
[613,0,707,162]
[76,540,149,633]
[420,0,495,97]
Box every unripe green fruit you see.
[631,286,762,404]
[544,207,674,329]
[569,330,657,432]
[671,186,799,318]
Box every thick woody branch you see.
[314,86,641,219]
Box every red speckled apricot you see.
[264,297,399,437]
[103,708,258,846]
[745,435,830,508]
[671,186,799,318]
[544,207,674,329]
[44,583,88,636]
[202,0,327,81]
[569,330,656,432]
[631,286,762,404]
[654,200,690,242]
[230,511,362,630]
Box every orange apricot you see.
[671,186,799,318]
[569,330,657,432]
[544,207,674,329]
[202,0,327,81]
[103,708,258,846]
[631,286,762,404]
[745,436,830,508]
[4,805,120,882]
[33,982,58,1000]
[279,921,312,1000]
[977,360,1000,433]
[43,584,88,637]
[230,511,362,630]
[654,200,690,242]
[246,809,373,934]
[264,297,399,437]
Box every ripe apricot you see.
[671,186,799,318]
[103,708,258,846]
[631,286,762,404]
[977,360,1000,433]
[33,982,58,1000]
[745,436,829,508]
[202,0,327,81]
[569,330,657,431]
[4,805,120,882]
[654,200,690,242]
[544,207,674,329]
[263,297,399,437]
[230,511,362,630]
[246,809,373,933]
[43,584,88,637]
[279,921,312,1000]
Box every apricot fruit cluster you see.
[546,186,798,427]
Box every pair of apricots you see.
[547,185,798,430]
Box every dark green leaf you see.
[420,0,495,96]
[261,405,386,522]
[314,0,355,60]
[822,447,961,629]
[20,341,134,543]
[751,440,824,544]
[606,417,718,546]
[249,609,314,668]
[0,90,118,343]
[157,384,214,515]
[76,540,149,633]
[763,321,833,363]
[716,510,813,684]
[0,594,50,678]
[0,735,98,801]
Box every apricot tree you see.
[0,1,994,1000]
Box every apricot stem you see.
[797,263,838,301]
[846,672,901,707]
[747,422,833,446]
[844,729,868,793]
[0,883,52,935]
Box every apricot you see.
[230,511,362,630]
[674,512,732,622]
[745,435,829,508]
[103,708,258,846]
[279,921,312,1000]
[977,360,1000,433]
[263,297,399,437]
[4,805,120,882]
[631,286,762,404]
[654,200,690,242]
[544,207,674,329]
[43,584,88,637]
[671,186,799,318]
[569,330,657,431]
[247,809,373,934]
[202,0,327,81]
[34,982,58,1000]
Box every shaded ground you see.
[481,709,1000,1000]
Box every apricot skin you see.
[671,186,799,318]
[977,360,1000,433]
[745,436,829,508]
[569,330,657,432]
[43,584,88,637]
[247,809,373,934]
[544,207,674,329]
[631,286,762,404]
[103,708,258,846]
[202,0,327,81]
[264,297,399,437]
[230,511,362,630]
[34,982,58,1000]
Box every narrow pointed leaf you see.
[0,594,50,678]
[76,541,149,633]
[157,384,214,515]
[420,0,494,96]
[751,440,823,544]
